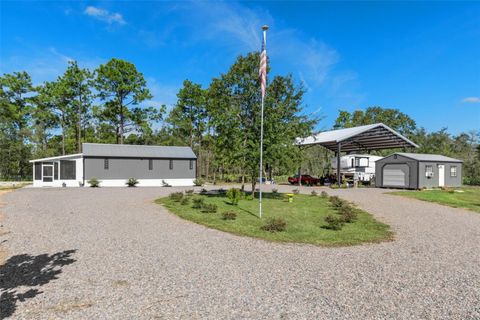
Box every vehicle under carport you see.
[296,123,419,186]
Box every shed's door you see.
[383,164,409,187]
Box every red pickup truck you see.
[288,174,320,186]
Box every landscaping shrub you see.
[311,190,318,196]
[126,178,139,187]
[180,197,190,206]
[329,195,347,208]
[185,189,194,196]
[324,215,344,230]
[261,218,287,232]
[192,198,205,209]
[201,203,218,213]
[221,211,237,220]
[339,204,358,223]
[226,188,241,205]
[292,189,300,195]
[88,178,100,187]
[200,188,208,194]
[320,191,329,198]
[245,194,254,200]
[193,178,204,186]
[271,188,280,198]
[169,192,184,202]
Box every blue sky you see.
[1,1,479,134]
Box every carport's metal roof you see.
[82,143,197,159]
[395,153,462,162]
[297,123,418,152]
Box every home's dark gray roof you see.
[396,153,462,162]
[82,143,197,159]
[297,123,419,152]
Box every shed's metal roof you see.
[82,143,197,159]
[395,153,463,162]
[297,123,418,152]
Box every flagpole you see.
[259,25,268,219]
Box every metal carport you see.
[296,123,419,186]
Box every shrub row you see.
[324,195,358,230]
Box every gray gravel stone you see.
[0,185,479,319]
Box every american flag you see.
[259,30,267,99]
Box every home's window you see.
[54,162,59,180]
[450,166,457,177]
[351,159,354,168]
[425,165,433,178]
[149,159,153,170]
[189,160,194,170]
[34,163,41,180]
[354,157,369,167]
[169,160,173,170]
[104,158,109,170]
[60,160,76,180]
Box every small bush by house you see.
[180,197,190,206]
[88,178,100,187]
[193,178,204,186]
[126,178,139,187]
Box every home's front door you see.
[438,164,445,187]
[42,163,54,185]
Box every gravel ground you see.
[1,185,479,319]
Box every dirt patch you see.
[112,279,130,287]
[47,299,94,313]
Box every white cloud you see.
[173,2,354,91]
[462,97,480,103]
[84,6,125,25]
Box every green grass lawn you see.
[156,192,392,246]
[389,187,480,213]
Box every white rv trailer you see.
[331,154,383,182]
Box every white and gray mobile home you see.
[331,154,383,182]
[375,153,462,189]
[30,143,197,187]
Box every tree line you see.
[1,53,478,186]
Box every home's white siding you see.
[85,178,195,187]
[32,157,84,187]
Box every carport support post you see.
[337,142,341,187]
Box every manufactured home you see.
[375,153,462,189]
[331,154,383,182]
[30,143,197,187]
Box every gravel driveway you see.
[1,186,479,319]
